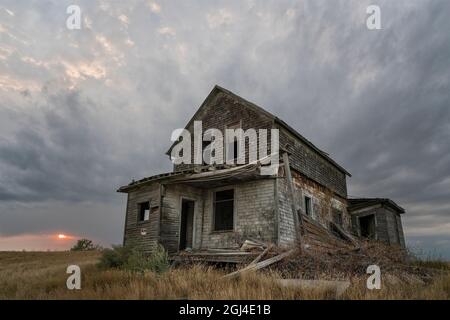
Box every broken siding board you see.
[224,249,296,279]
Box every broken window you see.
[213,189,234,231]
[304,196,312,216]
[138,201,150,222]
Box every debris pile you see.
[226,216,438,284]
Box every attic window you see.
[304,196,312,216]
[226,122,241,162]
[226,140,238,162]
[138,202,150,222]
[213,189,234,231]
[203,140,211,165]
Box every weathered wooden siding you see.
[123,183,160,254]
[160,184,203,254]
[350,205,405,248]
[396,213,406,247]
[174,91,274,172]
[277,175,296,246]
[278,126,347,198]
[198,179,276,249]
[384,208,406,247]
[277,167,350,246]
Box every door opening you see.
[359,214,376,239]
[179,199,195,251]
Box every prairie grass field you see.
[0,251,449,300]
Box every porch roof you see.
[117,161,277,193]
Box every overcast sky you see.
[0,0,449,258]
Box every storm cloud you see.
[0,0,449,256]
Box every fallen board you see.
[224,249,296,279]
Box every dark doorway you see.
[179,199,195,250]
[359,214,376,239]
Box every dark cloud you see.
[0,0,449,256]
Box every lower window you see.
[213,189,234,231]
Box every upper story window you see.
[202,140,211,165]
[226,122,241,162]
[213,189,234,231]
[304,196,312,217]
[138,201,150,222]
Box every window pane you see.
[214,200,234,230]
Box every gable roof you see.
[348,198,405,214]
[166,85,351,176]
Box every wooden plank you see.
[223,249,296,279]
[249,245,272,265]
[330,221,360,247]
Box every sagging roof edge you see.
[348,198,405,214]
[165,85,351,177]
[117,162,271,193]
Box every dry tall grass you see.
[0,251,449,300]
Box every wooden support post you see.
[282,152,302,248]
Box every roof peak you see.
[166,85,351,176]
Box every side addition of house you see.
[117,85,406,256]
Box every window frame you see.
[304,195,313,218]
[137,201,151,223]
[212,188,235,232]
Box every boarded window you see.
[304,196,312,216]
[213,189,234,231]
[138,202,150,222]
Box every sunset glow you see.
[57,234,67,239]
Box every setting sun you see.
[57,234,67,239]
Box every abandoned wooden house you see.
[117,85,406,261]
